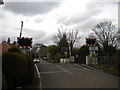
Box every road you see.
[36,60,119,88]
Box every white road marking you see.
[40,71,65,74]
[57,65,72,75]
[40,68,92,75]
[73,64,89,70]
[34,64,42,90]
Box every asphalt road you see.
[36,62,119,88]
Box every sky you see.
[0,0,119,47]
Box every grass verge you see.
[22,75,40,88]
[89,65,120,77]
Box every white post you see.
[68,41,71,57]
[86,56,89,65]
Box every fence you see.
[98,56,118,65]
[75,56,118,66]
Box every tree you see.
[77,45,89,63]
[54,52,61,63]
[57,32,68,47]
[67,29,80,51]
[47,45,60,61]
[52,27,81,56]
[91,21,118,56]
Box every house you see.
[32,43,48,58]
[39,45,48,58]
[0,38,17,55]
[0,41,11,55]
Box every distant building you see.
[40,45,48,58]
[32,43,48,59]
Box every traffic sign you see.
[17,37,32,48]
[86,38,97,46]
[89,46,98,51]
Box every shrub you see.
[2,52,33,87]
[54,52,61,63]
[23,54,34,84]
[8,47,21,53]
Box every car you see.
[43,56,47,60]
[34,58,40,63]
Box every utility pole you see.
[20,21,23,38]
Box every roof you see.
[0,41,11,55]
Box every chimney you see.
[13,41,17,47]
[8,38,10,44]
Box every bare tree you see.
[52,28,67,46]
[91,21,118,56]
[52,27,81,56]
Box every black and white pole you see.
[20,21,23,38]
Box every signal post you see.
[17,21,32,55]
[86,38,98,65]
[17,37,32,54]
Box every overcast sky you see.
[0,0,119,47]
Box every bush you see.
[2,52,34,87]
[8,47,22,53]
[54,52,61,63]
[23,54,34,84]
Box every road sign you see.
[17,37,32,48]
[89,46,98,51]
[86,38,97,46]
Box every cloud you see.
[35,15,45,23]
[1,26,47,41]
[56,2,103,26]
[21,28,54,45]
[73,17,98,33]
[4,2,61,16]
[36,34,53,45]
[1,26,54,45]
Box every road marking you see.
[81,64,103,72]
[34,64,42,90]
[73,64,89,70]
[57,65,72,75]
[40,71,65,74]
[40,68,92,75]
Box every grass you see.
[91,65,120,72]
[94,65,120,72]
